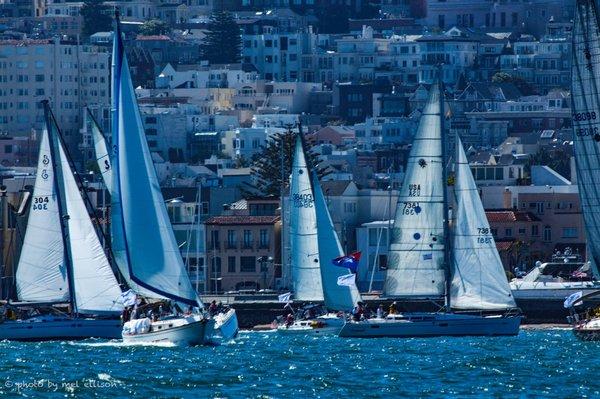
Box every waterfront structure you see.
[204,201,281,293]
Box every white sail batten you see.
[450,138,516,310]
[572,0,600,277]
[89,110,113,192]
[56,132,123,314]
[312,170,362,311]
[289,135,323,301]
[16,127,69,302]
[384,85,446,297]
[111,26,199,306]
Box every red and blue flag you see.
[331,251,361,274]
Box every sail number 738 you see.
[477,227,492,244]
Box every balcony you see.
[226,241,238,250]
[258,241,270,249]
[208,241,221,250]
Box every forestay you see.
[110,19,199,306]
[384,85,446,297]
[88,108,113,192]
[312,170,361,311]
[15,127,69,302]
[450,138,516,310]
[289,135,323,301]
[572,0,600,278]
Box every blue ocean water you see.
[0,328,597,398]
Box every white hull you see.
[0,316,122,341]
[122,315,215,346]
[511,284,599,300]
[277,314,345,335]
[338,313,521,338]
[213,309,239,342]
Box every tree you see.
[80,0,112,37]
[243,129,325,197]
[139,19,171,36]
[491,72,537,95]
[200,11,241,64]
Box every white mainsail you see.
[88,108,113,192]
[15,126,69,302]
[572,0,600,276]
[55,124,122,314]
[384,84,446,297]
[311,170,361,311]
[289,135,323,301]
[450,138,516,310]
[110,20,199,306]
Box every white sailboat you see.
[109,13,236,345]
[339,83,521,338]
[278,135,361,334]
[567,0,600,340]
[87,108,113,193]
[0,103,124,341]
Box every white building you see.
[0,39,110,156]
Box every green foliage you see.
[139,19,171,36]
[80,0,112,37]
[243,130,323,197]
[491,72,537,95]
[526,146,571,181]
[200,11,241,64]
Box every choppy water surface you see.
[0,328,597,398]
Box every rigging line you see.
[574,4,600,263]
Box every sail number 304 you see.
[32,196,49,210]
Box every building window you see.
[227,230,236,248]
[228,256,236,273]
[543,226,551,242]
[243,230,252,248]
[259,229,269,248]
[562,228,578,238]
[240,256,256,272]
[531,225,539,237]
[505,228,513,237]
[518,228,526,235]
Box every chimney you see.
[503,187,512,209]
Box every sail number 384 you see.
[32,196,49,210]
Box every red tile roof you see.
[485,210,540,223]
[205,215,280,225]
[495,240,514,251]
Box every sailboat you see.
[566,0,600,340]
[338,83,521,338]
[0,102,124,341]
[109,13,237,345]
[277,135,361,334]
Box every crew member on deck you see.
[389,301,397,315]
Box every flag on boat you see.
[571,270,588,279]
[331,251,361,273]
[564,291,584,308]
[337,273,356,287]
[422,253,433,261]
[120,289,137,307]
[278,292,292,303]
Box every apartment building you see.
[0,38,110,158]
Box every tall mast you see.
[438,69,452,311]
[43,101,78,315]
